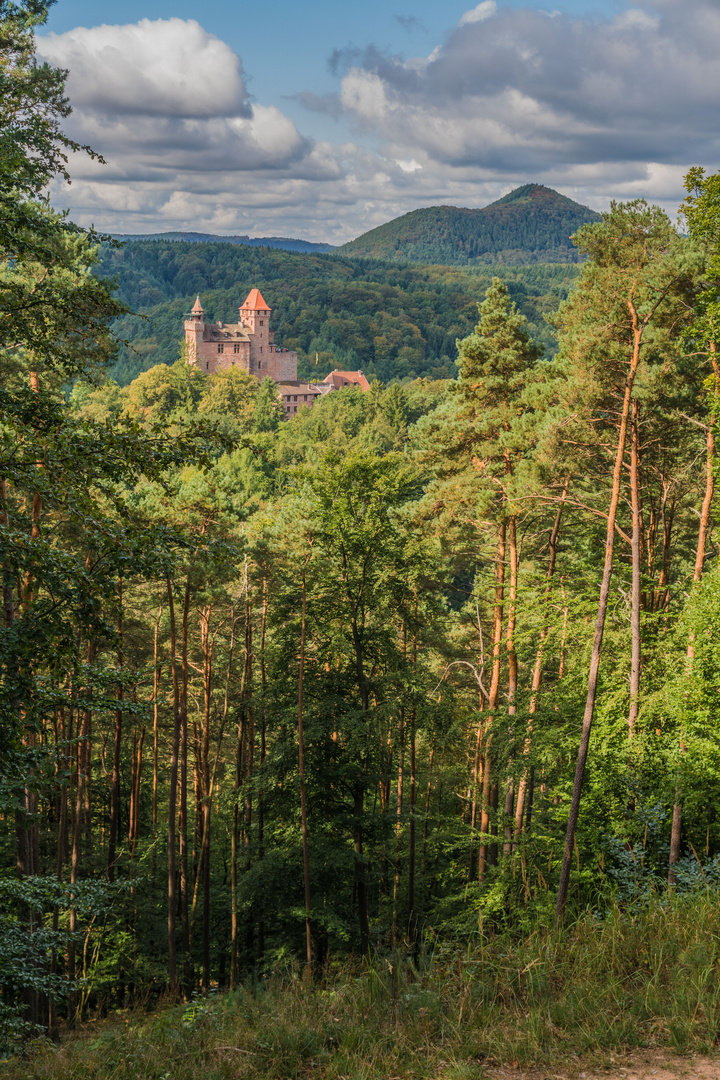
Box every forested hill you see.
[97,238,578,385]
[113,231,335,254]
[338,184,602,265]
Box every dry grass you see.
[4,894,720,1080]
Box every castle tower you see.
[184,295,205,366]
[240,288,271,375]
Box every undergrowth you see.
[4,893,720,1079]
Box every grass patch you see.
[4,893,720,1079]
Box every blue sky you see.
[37,0,718,240]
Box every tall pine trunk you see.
[479,521,505,879]
[555,306,643,920]
[297,569,312,971]
[514,482,569,838]
[628,400,642,736]
[166,577,181,989]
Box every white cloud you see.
[338,0,720,174]
[459,1,497,27]
[38,19,249,118]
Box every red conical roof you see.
[241,288,271,311]
[191,295,204,313]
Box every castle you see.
[185,289,370,416]
[184,288,298,380]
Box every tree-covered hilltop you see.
[113,231,336,254]
[337,184,602,266]
[95,238,578,385]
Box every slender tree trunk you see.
[297,569,313,971]
[479,521,505,880]
[489,781,499,866]
[628,399,642,736]
[67,693,91,1024]
[201,609,213,993]
[152,606,162,894]
[350,611,371,953]
[179,576,191,992]
[407,706,416,938]
[231,573,251,988]
[243,602,255,961]
[503,516,518,857]
[108,578,123,882]
[257,580,267,963]
[514,482,569,838]
[555,309,643,921]
[392,707,404,949]
[421,743,435,873]
[468,719,482,880]
[166,577,181,990]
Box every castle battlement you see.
[184,288,298,382]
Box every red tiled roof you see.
[241,288,271,311]
[322,370,371,392]
[191,295,204,313]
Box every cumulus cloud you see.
[459,2,497,27]
[37,19,316,178]
[37,18,342,235]
[38,19,250,118]
[337,0,720,172]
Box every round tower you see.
[184,295,205,366]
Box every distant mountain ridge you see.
[113,231,336,255]
[338,185,602,266]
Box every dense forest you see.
[337,184,601,266]
[95,240,578,386]
[6,5,720,1075]
[114,232,336,254]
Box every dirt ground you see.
[488,1050,720,1080]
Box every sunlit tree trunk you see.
[514,482,569,839]
[628,400,642,736]
[297,569,312,971]
[556,304,643,921]
[503,516,518,857]
[479,521,505,880]
[166,577,181,989]
[108,578,123,882]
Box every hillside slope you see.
[338,184,601,265]
[95,240,578,385]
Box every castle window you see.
[233,343,240,353]
[260,346,263,353]
[206,363,209,370]
[259,320,264,326]
[218,344,224,354]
